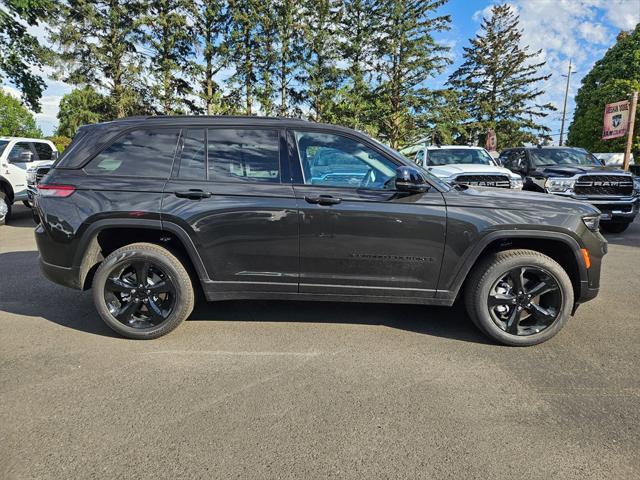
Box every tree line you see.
[4,0,635,153]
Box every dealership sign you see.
[602,100,630,140]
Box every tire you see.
[92,242,195,339]
[464,249,574,346]
[600,221,630,234]
[0,191,11,226]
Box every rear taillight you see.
[38,185,76,197]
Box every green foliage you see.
[0,89,42,137]
[373,0,451,148]
[50,0,148,118]
[46,135,71,152]
[299,0,342,123]
[567,26,640,159]
[140,0,197,114]
[448,4,555,148]
[0,0,55,112]
[189,0,229,115]
[55,87,115,138]
[333,0,377,133]
[414,89,471,145]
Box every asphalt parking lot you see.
[1,204,638,479]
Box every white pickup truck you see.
[412,145,523,189]
[0,137,58,225]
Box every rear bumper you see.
[39,257,82,290]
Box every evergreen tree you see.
[140,0,196,114]
[373,0,451,148]
[0,89,42,136]
[567,26,640,157]
[448,4,554,148]
[334,0,377,133]
[414,89,471,145]
[56,87,115,137]
[226,0,272,115]
[0,0,54,112]
[273,0,304,116]
[189,0,228,115]
[51,0,147,118]
[299,0,342,122]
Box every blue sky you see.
[3,0,639,143]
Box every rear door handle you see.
[175,189,211,200]
[304,195,342,206]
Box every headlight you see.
[545,177,575,192]
[582,214,600,232]
[634,176,640,196]
[26,170,37,184]
[509,177,523,190]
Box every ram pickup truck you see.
[500,146,639,233]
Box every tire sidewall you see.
[93,247,189,339]
[0,192,10,225]
[472,254,574,346]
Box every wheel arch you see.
[73,219,210,291]
[439,230,587,304]
[0,175,14,202]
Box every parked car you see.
[412,145,523,189]
[34,116,606,346]
[26,161,54,206]
[499,146,639,233]
[0,137,58,225]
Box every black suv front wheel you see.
[465,249,574,346]
[92,242,195,339]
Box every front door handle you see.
[304,195,342,206]
[175,189,211,200]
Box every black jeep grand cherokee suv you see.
[34,116,606,346]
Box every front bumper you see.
[551,192,639,221]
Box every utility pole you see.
[559,59,575,146]
[623,90,638,171]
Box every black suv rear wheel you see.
[464,249,574,346]
[92,242,194,339]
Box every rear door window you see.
[33,142,54,160]
[85,129,180,177]
[207,128,280,183]
[176,129,206,180]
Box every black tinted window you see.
[8,142,33,162]
[177,129,206,179]
[208,129,279,182]
[33,142,54,160]
[294,131,396,189]
[85,129,180,177]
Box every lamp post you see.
[559,59,576,146]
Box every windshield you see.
[529,148,601,167]
[426,148,494,166]
[0,140,8,157]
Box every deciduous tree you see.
[567,26,640,157]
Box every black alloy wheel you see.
[103,259,177,329]
[487,266,562,336]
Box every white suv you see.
[413,145,523,189]
[0,137,58,225]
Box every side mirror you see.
[395,166,429,194]
[19,151,34,162]
[52,151,59,161]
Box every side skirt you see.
[202,286,455,306]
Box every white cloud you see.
[470,0,638,144]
